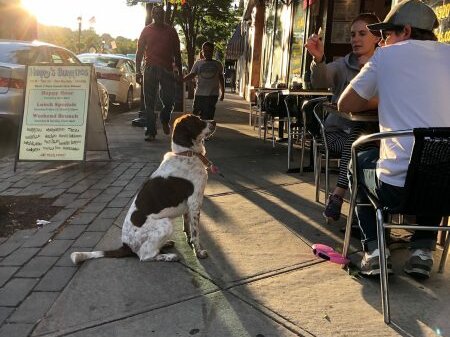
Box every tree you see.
[115,36,139,54]
[176,1,239,71]
[36,24,138,56]
[126,0,241,97]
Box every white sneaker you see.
[404,248,434,279]
[360,248,393,276]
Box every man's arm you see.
[218,63,225,101]
[135,30,146,84]
[182,72,196,82]
[338,86,378,112]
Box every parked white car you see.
[0,40,110,136]
[77,53,141,111]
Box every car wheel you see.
[122,87,133,111]
[100,87,109,120]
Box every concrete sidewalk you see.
[0,94,448,337]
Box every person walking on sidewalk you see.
[305,13,381,223]
[339,0,450,278]
[183,41,225,120]
[136,5,182,141]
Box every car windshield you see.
[78,55,119,68]
[0,44,38,65]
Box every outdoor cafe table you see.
[275,89,334,138]
[251,88,333,126]
[250,87,284,126]
[280,89,333,172]
[280,89,333,97]
[322,102,378,122]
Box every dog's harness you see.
[175,151,223,177]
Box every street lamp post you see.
[77,16,82,53]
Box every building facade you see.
[233,0,449,101]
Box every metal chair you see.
[249,98,258,127]
[313,103,341,204]
[263,91,288,147]
[342,127,450,324]
[283,95,304,171]
[298,97,329,177]
[250,91,265,135]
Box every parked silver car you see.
[77,53,141,111]
[0,40,110,136]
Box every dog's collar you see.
[175,151,213,169]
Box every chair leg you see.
[313,142,319,202]
[315,151,322,203]
[325,151,330,204]
[287,121,292,170]
[263,115,268,141]
[342,182,358,258]
[300,129,306,175]
[438,216,449,273]
[271,117,276,148]
[376,208,391,324]
[258,111,265,139]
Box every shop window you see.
[423,0,450,44]
[288,2,306,86]
[270,2,285,85]
[261,0,276,87]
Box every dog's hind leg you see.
[153,253,179,262]
[138,242,179,262]
[162,240,175,249]
[136,218,178,262]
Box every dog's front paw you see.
[195,249,208,259]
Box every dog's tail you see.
[70,244,134,265]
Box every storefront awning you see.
[225,25,244,61]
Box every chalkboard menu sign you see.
[18,65,92,161]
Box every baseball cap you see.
[367,0,439,32]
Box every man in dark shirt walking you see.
[136,5,182,141]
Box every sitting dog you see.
[71,114,216,264]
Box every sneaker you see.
[360,248,393,276]
[404,248,434,280]
[144,134,155,142]
[323,194,344,222]
[162,123,170,135]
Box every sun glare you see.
[22,0,62,27]
[20,0,146,39]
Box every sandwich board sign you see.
[15,64,110,170]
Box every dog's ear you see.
[172,116,194,147]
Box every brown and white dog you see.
[71,114,216,264]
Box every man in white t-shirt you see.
[338,0,450,279]
[183,41,225,120]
